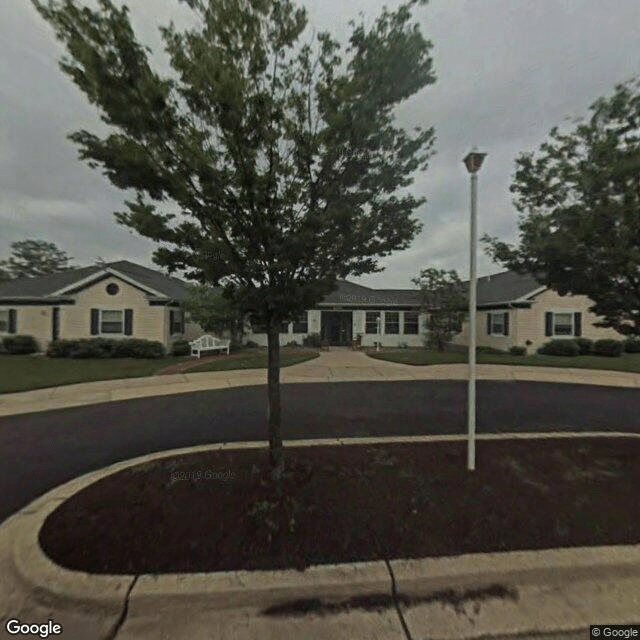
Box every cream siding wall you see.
[451,289,623,352]
[0,306,51,351]
[451,310,517,350]
[63,277,166,344]
[515,289,621,352]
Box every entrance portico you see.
[320,311,353,346]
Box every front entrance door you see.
[321,311,353,346]
[52,307,60,341]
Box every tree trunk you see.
[266,316,283,471]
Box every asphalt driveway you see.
[1,380,639,523]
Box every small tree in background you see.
[0,239,75,279]
[183,283,245,346]
[483,78,640,337]
[412,268,466,351]
[34,0,436,470]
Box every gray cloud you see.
[1,0,639,287]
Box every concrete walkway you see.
[1,347,640,417]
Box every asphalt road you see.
[1,380,639,523]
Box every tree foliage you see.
[183,283,245,345]
[34,0,436,467]
[0,239,75,279]
[412,268,466,351]
[483,78,640,336]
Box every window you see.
[385,312,399,334]
[365,311,380,334]
[292,311,308,333]
[250,317,266,333]
[488,312,507,336]
[0,309,8,332]
[552,312,574,336]
[106,283,119,295]
[403,312,419,334]
[170,309,183,335]
[280,321,290,334]
[100,310,124,334]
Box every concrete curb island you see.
[1,347,640,417]
[2,433,640,640]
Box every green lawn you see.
[188,347,319,373]
[365,347,640,373]
[0,355,190,394]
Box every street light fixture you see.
[463,147,487,472]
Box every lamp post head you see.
[463,148,487,174]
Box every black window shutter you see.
[180,310,185,334]
[90,309,99,335]
[124,309,133,335]
[169,310,175,334]
[545,312,553,337]
[574,312,582,337]
[503,312,509,336]
[8,309,17,334]
[487,313,492,334]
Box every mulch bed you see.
[39,438,640,574]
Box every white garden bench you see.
[189,335,230,358]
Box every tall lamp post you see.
[463,148,487,471]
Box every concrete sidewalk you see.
[1,348,640,416]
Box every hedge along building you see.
[0,261,202,352]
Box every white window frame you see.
[489,312,505,336]
[550,310,576,337]
[99,309,124,335]
[384,311,400,335]
[0,309,8,333]
[292,311,308,334]
[365,311,380,335]
[402,311,419,335]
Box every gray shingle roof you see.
[0,261,545,308]
[462,270,544,306]
[0,260,192,301]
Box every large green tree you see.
[183,283,245,345]
[34,0,436,468]
[483,78,640,336]
[0,239,75,279]
[412,268,466,351]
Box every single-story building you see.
[0,261,623,353]
[0,261,201,351]
[243,270,623,351]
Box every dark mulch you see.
[39,438,640,574]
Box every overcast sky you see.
[1,0,639,289]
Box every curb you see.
[5,432,640,625]
[1,361,639,417]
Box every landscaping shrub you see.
[537,339,580,356]
[244,340,259,348]
[286,340,300,347]
[47,339,75,358]
[623,338,640,353]
[302,333,322,348]
[171,340,191,356]
[2,335,39,355]
[69,339,112,359]
[111,339,165,358]
[509,346,526,356]
[593,339,624,357]
[572,338,594,355]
